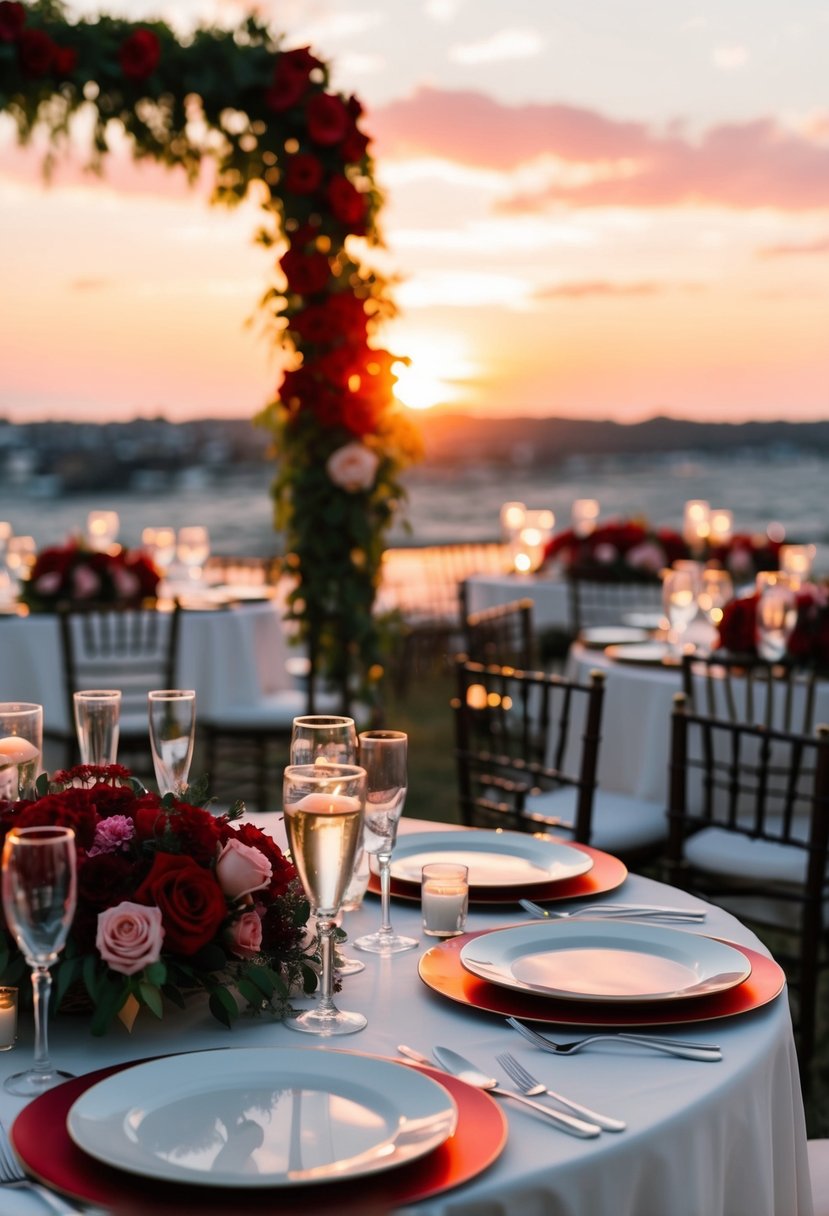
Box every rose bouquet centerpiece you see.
[544,518,690,583]
[20,541,160,613]
[706,533,782,581]
[0,767,316,1034]
[717,583,829,667]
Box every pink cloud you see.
[371,87,829,211]
[758,236,829,257]
[536,280,705,299]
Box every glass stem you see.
[378,852,393,935]
[31,965,53,1075]
[316,917,336,1015]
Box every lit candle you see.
[683,500,710,548]
[0,987,17,1051]
[572,498,599,538]
[779,545,814,582]
[87,510,120,552]
[422,863,469,937]
[708,509,733,545]
[500,501,526,539]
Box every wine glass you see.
[2,826,77,1095]
[0,702,43,801]
[73,689,121,766]
[148,690,196,796]
[354,730,417,955]
[662,567,698,652]
[289,716,364,974]
[755,572,798,662]
[177,526,210,584]
[697,569,734,634]
[282,762,367,1036]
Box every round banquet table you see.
[0,600,294,739]
[0,817,813,1216]
[464,571,572,629]
[566,641,829,804]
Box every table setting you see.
[0,696,814,1215]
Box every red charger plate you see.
[418,927,785,1028]
[12,1055,507,1215]
[369,841,627,905]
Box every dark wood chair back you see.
[666,691,829,1067]
[452,656,605,839]
[567,572,663,631]
[463,598,536,671]
[680,650,820,735]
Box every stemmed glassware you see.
[662,567,698,653]
[289,716,364,974]
[148,690,196,796]
[73,689,121,766]
[282,762,367,1035]
[354,730,417,955]
[697,569,734,639]
[2,826,77,1095]
[755,572,798,662]
[177,526,210,584]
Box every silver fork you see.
[496,1052,626,1132]
[0,1119,83,1215]
[506,1017,722,1061]
[519,899,706,922]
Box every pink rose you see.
[593,542,618,565]
[325,442,380,492]
[226,909,263,959]
[96,901,164,976]
[215,837,272,900]
[627,541,666,573]
[73,565,101,599]
[34,571,63,595]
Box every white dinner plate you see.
[389,830,593,888]
[459,921,751,1003]
[67,1048,457,1188]
[580,626,650,648]
[604,641,673,665]
[621,611,664,631]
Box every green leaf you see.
[208,986,238,1028]
[161,983,187,1010]
[242,963,275,999]
[144,961,167,988]
[138,982,164,1019]
[54,955,82,1009]
[236,977,266,1009]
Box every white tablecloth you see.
[0,602,294,739]
[465,572,571,629]
[567,642,829,804]
[0,818,813,1215]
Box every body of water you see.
[1,449,827,562]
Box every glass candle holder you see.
[422,863,469,938]
[0,987,17,1051]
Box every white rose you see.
[325,442,380,493]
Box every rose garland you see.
[0,0,421,709]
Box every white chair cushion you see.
[809,1140,829,1216]
[684,826,810,886]
[524,786,667,854]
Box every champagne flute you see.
[2,826,77,1095]
[354,730,417,955]
[148,690,196,796]
[177,526,210,584]
[283,763,367,1035]
[289,716,364,974]
[662,568,698,653]
[755,572,798,662]
[697,570,733,634]
[73,689,121,766]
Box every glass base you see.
[4,1066,74,1097]
[354,930,418,955]
[286,1007,367,1036]
[335,953,366,976]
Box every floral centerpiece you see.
[20,541,160,612]
[717,585,829,666]
[706,533,782,580]
[544,519,690,582]
[0,767,316,1033]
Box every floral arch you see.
[0,0,420,710]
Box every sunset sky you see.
[2,0,828,424]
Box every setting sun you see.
[390,329,476,412]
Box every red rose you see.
[279,367,318,409]
[319,346,356,388]
[135,853,227,955]
[283,46,324,76]
[0,1,24,42]
[78,854,136,910]
[340,127,370,165]
[342,393,383,437]
[53,45,77,76]
[119,28,161,81]
[288,221,322,250]
[717,593,758,655]
[280,248,331,295]
[264,47,319,113]
[17,791,99,850]
[327,175,367,230]
[289,303,330,344]
[87,783,136,819]
[283,152,324,195]
[306,92,349,146]
[18,27,55,76]
[325,292,368,338]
